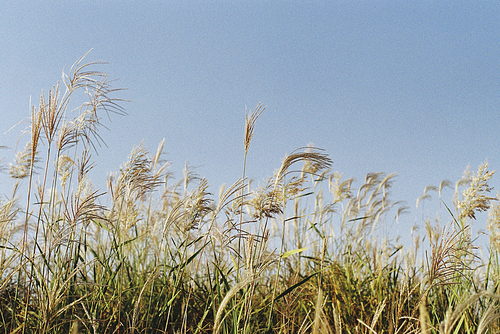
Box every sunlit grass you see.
[1,53,500,333]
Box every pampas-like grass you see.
[3,53,500,333]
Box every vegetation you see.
[1,53,500,333]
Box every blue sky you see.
[1,1,499,243]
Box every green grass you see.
[1,53,500,333]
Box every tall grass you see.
[1,53,500,333]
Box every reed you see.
[1,53,499,333]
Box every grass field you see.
[1,55,500,334]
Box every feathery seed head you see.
[183,178,214,231]
[486,192,500,251]
[40,83,63,145]
[416,185,438,210]
[329,173,352,203]
[275,147,332,187]
[456,162,495,220]
[248,185,284,219]
[30,105,42,162]
[115,144,165,201]
[9,142,36,179]
[57,121,77,151]
[244,103,265,156]
[439,179,453,199]
[56,155,75,188]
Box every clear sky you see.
[1,1,499,244]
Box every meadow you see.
[1,54,500,334]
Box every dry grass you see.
[0,53,500,333]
